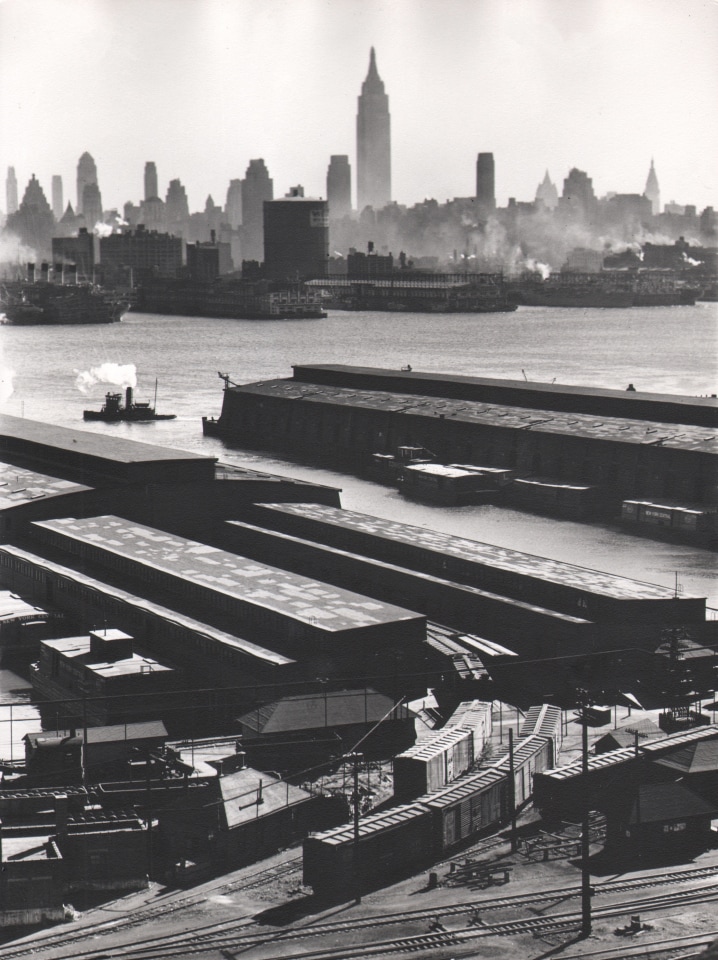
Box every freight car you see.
[392,700,493,801]
[519,704,563,766]
[303,728,558,898]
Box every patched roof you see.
[218,767,312,828]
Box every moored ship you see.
[135,277,327,319]
[84,385,176,422]
[1,279,127,325]
[508,270,697,308]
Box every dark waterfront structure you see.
[99,226,183,283]
[476,152,496,215]
[356,47,391,212]
[263,187,329,280]
[326,154,352,220]
[205,365,718,514]
[52,227,95,279]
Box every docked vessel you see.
[307,273,517,313]
[135,277,327,319]
[0,280,127,325]
[84,385,176,422]
[508,270,697,308]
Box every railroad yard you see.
[5,712,718,960]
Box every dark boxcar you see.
[424,767,508,853]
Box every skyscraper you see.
[644,159,660,216]
[6,167,18,215]
[5,174,55,256]
[51,175,63,220]
[475,153,496,215]
[326,155,352,220]
[144,162,159,201]
[225,179,243,229]
[82,183,103,228]
[241,159,273,262]
[356,48,391,212]
[165,178,190,237]
[535,170,558,210]
[77,152,98,215]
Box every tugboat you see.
[83,383,176,422]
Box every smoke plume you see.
[75,362,137,394]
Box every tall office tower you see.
[263,186,329,280]
[51,175,63,220]
[535,170,558,210]
[559,168,596,220]
[76,152,98,215]
[165,178,190,236]
[144,161,159,200]
[6,166,18,215]
[643,158,660,215]
[326,155,352,219]
[356,47,391,212]
[5,174,55,256]
[241,159,273,262]
[475,153,496,215]
[225,178,243,229]
[82,183,103,228]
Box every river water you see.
[0,303,716,753]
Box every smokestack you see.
[210,229,216,244]
[40,262,49,282]
[257,779,264,804]
[126,386,133,408]
[55,793,69,838]
[27,263,35,283]
[54,263,63,284]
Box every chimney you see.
[67,263,77,284]
[210,229,216,244]
[27,263,35,283]
[54,263,63,283]
[257,779,264,804]
[55,793,69,838]
[126,386,133,408]
[40,262,50,282]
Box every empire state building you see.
[356,47,391,212]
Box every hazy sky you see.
[1,0,716,215]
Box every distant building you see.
[263,186,329,280]
[99,225,183,284]
[535,170,558,210]
[561,247,604,273]
[356,47,391,212]
[559,168,597,221]
[165,178,190,237]
[241,159,273,262]
[139,195,165,231]
[643,158,661,216]
[475,153,496,215]
[76,152,97,216]
[347,242,393,278]
[52,227,95,280]
[186,237,233,280]
[5,174,55,258]
[81,182,103,229]
[5,165,18,215]
[51,175,63,220]
[327,155,352,220]
[604,193,652,228]
[225,178,243,229]
[144,161,158,201]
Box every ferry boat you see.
[83,385,176,423]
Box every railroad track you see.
[8,867,717,960]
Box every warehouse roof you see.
[219,767,312,829]
[237,688,409,734]
[33,516,423,636]
[260,502,695,602]
[41,635,175,679]
[0,461,91,507]
[233,379,717,454]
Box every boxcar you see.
[532,746,636,820]
[519,704,563,766]
[445,699,493,744]
[303,801,432,897]
[393,725,477,800]
[490,734,554,807]
[424,767,508,854]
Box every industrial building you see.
[263,187,329,280]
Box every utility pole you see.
[579,696,592,938]
[508,728,517,852]
[350,751,363,905]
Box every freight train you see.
[303,703,562,898]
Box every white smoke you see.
[523,258,552,279]
[93,222,114,238]
[75,362,137,394]
[682,253,702,266]
[0,231,38,276]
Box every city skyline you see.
[0,0,716,218]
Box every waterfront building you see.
[186,237,233,280]
[99,225,183,283]
[475,153,496,216]
[326,155,352,220]
[51,175,63,220]
[356,47,391,212]
[241,159,273,262]
[263,186,329,280]
[5,165,18,215]
[144,160,158,200]
[52,226,95,280]
[644,158,661,215]
[76,152,97,216]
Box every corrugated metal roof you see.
[237,689,406,734]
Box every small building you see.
[594,718,663,754]
[158,763,327,881]
[236,688,416,769]
[0,830,64,929]
[607,781,718,855]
